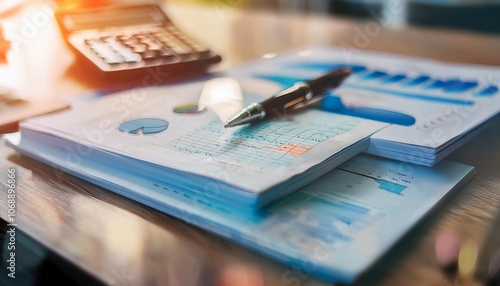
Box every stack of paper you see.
[7,46,486,283]
[7,130,475,282]
[12,79,385,212]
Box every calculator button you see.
[139,37,156,44]
[99,36,112,41]
[169,44,192,56]
[103,38,121,48]
[86,40,125,65]
[122,52,142,63]
[131,44,148,53]
[116,34,128,40]
[147,42,164,51]
[157,31,193,55]
[96,36,142,63]
[84,38,97,45]
[160,35,194,55]
[103,55,124,65]
[120,37,139,46]
[104,38,135,55]
[133,33,147,39]
[158,47,176,58]
[187,42,209,55]
[166,25,181,35]
[139,50,159,60]
[82,27,218,69]
[172,34,209,56]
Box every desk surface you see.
[1,2,500,285]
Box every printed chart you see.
[338,156,412,195]
[262,191,379,247]
[118,118,169,135]
[167,117,361,168]
[255,155,417,253]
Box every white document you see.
[8,46,480,283]
[19,80,386,208]
[8,130,475,283]
[229,47,500,165]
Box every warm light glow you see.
[298,50,312,57]
[55,0,111,11]
[458,242,478,278]
[55,0,162,11]
[198,77,244,122]
[262,53,277,59]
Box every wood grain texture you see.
[1,2,500,286]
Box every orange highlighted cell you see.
[275,143,311,156]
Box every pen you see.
[224,67,352,128]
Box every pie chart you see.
[118,118,169,135]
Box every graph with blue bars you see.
[285,62,498,99]
[249,60,498,127]
[261,191,382,248]
[251,62,497,104]
[338,156,411,195]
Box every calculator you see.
[55,4,221,77]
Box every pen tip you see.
[224,122,230,128]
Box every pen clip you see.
[278,82,313,111]
[284,94,323,112]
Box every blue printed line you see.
[405,75,430,87]
[477,86,499,97]
[383,74,407,84]
[343,84,475,106]
[287,62,497,96]
[254,74,476,106]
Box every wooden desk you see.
[1,2,500,285]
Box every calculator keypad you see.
[84,26,210,66]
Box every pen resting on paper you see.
[224,68,352,128]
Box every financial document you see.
[168,116,362,169]
[9,46,477,282]
[207,154,474,282]
[22,81,386,200]
[12,130,471,283]
[231,47,500,165]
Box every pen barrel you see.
[260,85,310,119]
[306,67,352,95]
[237,67,352,125]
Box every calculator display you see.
[59,5,166,32]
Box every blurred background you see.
[10,0,497,33]
[177,0,500,33]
